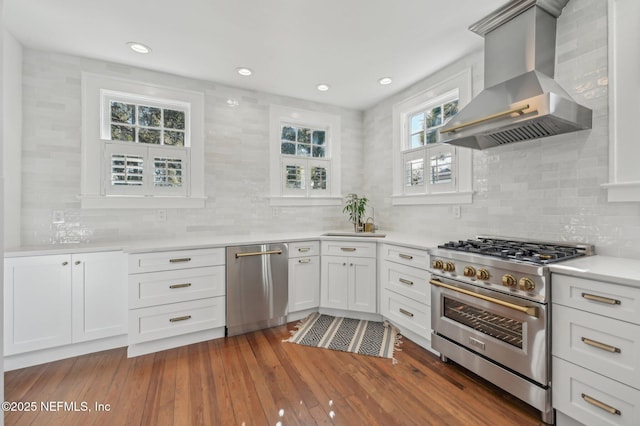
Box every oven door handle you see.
[429,279,539,318]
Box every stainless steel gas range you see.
[429,236,594,425]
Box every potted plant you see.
[343,194,368,232]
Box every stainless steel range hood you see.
[439,0,592,149]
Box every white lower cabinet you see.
[72,251,127,342]
[320,241,377,314]
[321,256,376,313]
[552,273,640,426]
[4,251,127,357]
[288,241,320,314]
[127,247,226,356]
[379,244,433,352]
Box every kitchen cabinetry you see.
[127,247,226,357]
[288,241,320,318]
[552,273,640,426]
[4,251,127,358]
[379,244,434,352]
[605,0,640,202]
[320,241,376,314]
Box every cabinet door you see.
[320,256,349,310]
[4,255,72,355]
[349,257,377,313]
[289,256,320,313]
[72,251,127,342]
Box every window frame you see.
[269,105,342,206]
[391,69,474,205]
[81,73,206,208]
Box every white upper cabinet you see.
[604,0,640,201]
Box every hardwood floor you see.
[4,323,543,425]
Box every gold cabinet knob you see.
[476,268,490,280]
[502,274,517,288]
[443,262,456,272]
[463,266,476,277]
[432,259,444,270]
[519,277,536,292]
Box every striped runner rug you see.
[284,312,402,363]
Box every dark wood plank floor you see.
[4,323,543,425]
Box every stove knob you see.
[463,266,476,277]
[476,268,490,280]
[443,262,456,272]
[502,274,517,288]
[519,277,536,292]
[432,259,444,270]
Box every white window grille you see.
[391,69,473,205]
[81,73,205,208]
[269,105,342,206]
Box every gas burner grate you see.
[438,237,587,265]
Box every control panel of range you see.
[430,257,546,302]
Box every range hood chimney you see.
[439,0,592,149]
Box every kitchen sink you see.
[322,232,386,237]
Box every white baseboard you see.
[4,335,128,371]
[127,327,225,358]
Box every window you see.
[101,92,189,197]
[392,69,473,205]
[269,105,342,206]
[81,73,205,208]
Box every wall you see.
[3,30,21,249]
[363,0,640,259]
[18,51,364,246]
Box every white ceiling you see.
[3,0,505,110]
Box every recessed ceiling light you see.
[236,67,253,76]
[127,42,151,54]
[226,99,239,107]
[316,84,330,92]
[378,77,393,85]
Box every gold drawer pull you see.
[298,247,311,252]
[399,278,414,286]
[169,257,192,263]
[581,292,621,305]
[236,250,283,258]
[169,283,192,289]
[298,258,312,264]
[581,337,621,353]
[340,247,357,252]
[581,393,621,415]
[399,308,414,318]
[399,253,413,260]
[169,315,192,323]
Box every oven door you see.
[430,275,548,385]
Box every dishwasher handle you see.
[235,249,283,258]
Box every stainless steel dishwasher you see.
[226,243,288,336]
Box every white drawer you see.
[128,297,225,344]
[381,261,430,305]
[128,248,225,274]
[128,266,225,309]
[321,240,376,258]
[553,274,640,325]
[289,241,320,258]
[553,357,640,426]
[381,288,430,337]
[381,244,430,270]
[553,304,640,389]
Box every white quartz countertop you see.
[4,231,442,257]
[549,255,640,289]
